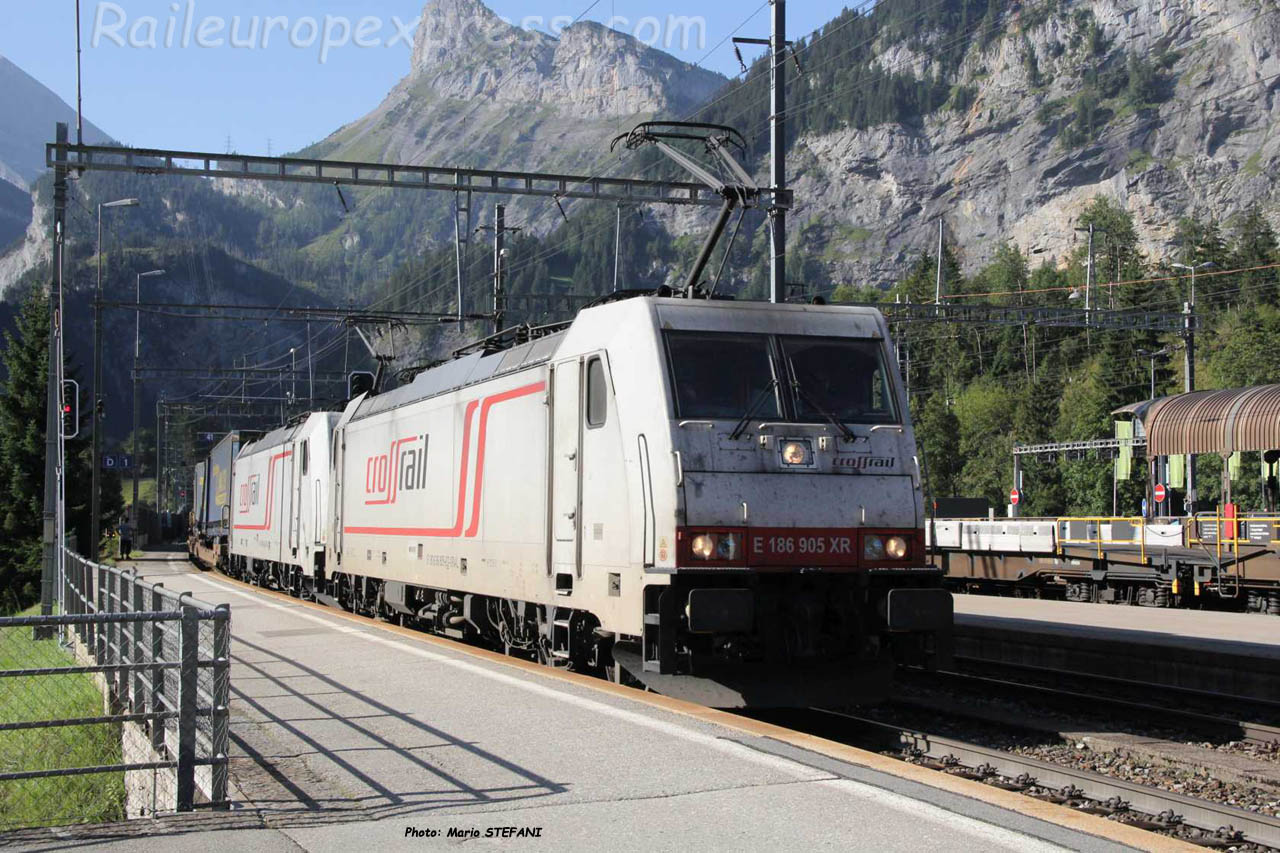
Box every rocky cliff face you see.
[302,0,722,197]
[789,0,1280,284]
[409,0,722,120]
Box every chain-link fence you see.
[0,551,230,829]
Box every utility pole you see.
[74,5,83,145]
[769,0,787,304]
[493,204,506,335]
[306,321,314,406]
[479,204,521,335]
[613,204,622,293]
[155,395,163,525]
[91,196,138,560]
[40,123,68,626]
[935,219,944,303]
[133,269,164,527]
[1072,224,1107,313]
[454,190,472,321]
[1173,261,1213,509]
[733,3,790,303]
[1086,225,1093,313]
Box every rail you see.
[0,550,231,829]
[809,708,1280,849]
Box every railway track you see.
[948,656,1280,735]
[903,667,1280,747]
[759,707,1280,850]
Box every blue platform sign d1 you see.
[101,455,134,471]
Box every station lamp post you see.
[91,198,139,559]
[1136,345,1181,400]
[133,269,165,526]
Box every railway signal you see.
[61,380,79,439]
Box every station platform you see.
[10,552,1178,852]
[953,594,1280,699]
[954,594,1280,656]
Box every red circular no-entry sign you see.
[1010,489,1021,506]
[1154,484,1167,503]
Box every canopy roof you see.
[1130,385,1280,456]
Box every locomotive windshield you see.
[780,336,898,424]
[665,331,898,424]
[665,332,782,420]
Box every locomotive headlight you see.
[780,439,812,467]
[716,533,740,561]
[863,535,885,560]
[691,534,716,559]
[886,536,909,560]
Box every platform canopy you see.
[1119,385,1280,456]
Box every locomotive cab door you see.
[290,439,304,557]
[550,358,584,592]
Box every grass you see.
[0,606,125,828]
[1243,149,1264,177]
[1125,149,1154,173]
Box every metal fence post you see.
[109,571,122,710]
[119,571,131,712]
[94,568,104,662]
[131,580,145,714]
[176,605,198,811]
[211,603,230,808]
[151,584,166,753]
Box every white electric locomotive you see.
[224,412,340,590]
[197,295,952,707]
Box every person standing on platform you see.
[119,514,134,561]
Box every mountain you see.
[0,179,31,251]
[7,0,1280,405]
[316,0,723,167]
[0,55,112,283]
[0,55,111,190]
[757,0,1280,284]
[207,0,727,293]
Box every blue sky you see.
[4,1,839,154]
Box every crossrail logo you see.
[237,450,291,531]
[345,382,545,539]
[365,435,430,506]
[833,456,897,471]
[237,474,260,513]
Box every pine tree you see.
[1231,205,1280,306]
[916,394,962,499]
[0,292,52,608]
[0,291,99,608]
